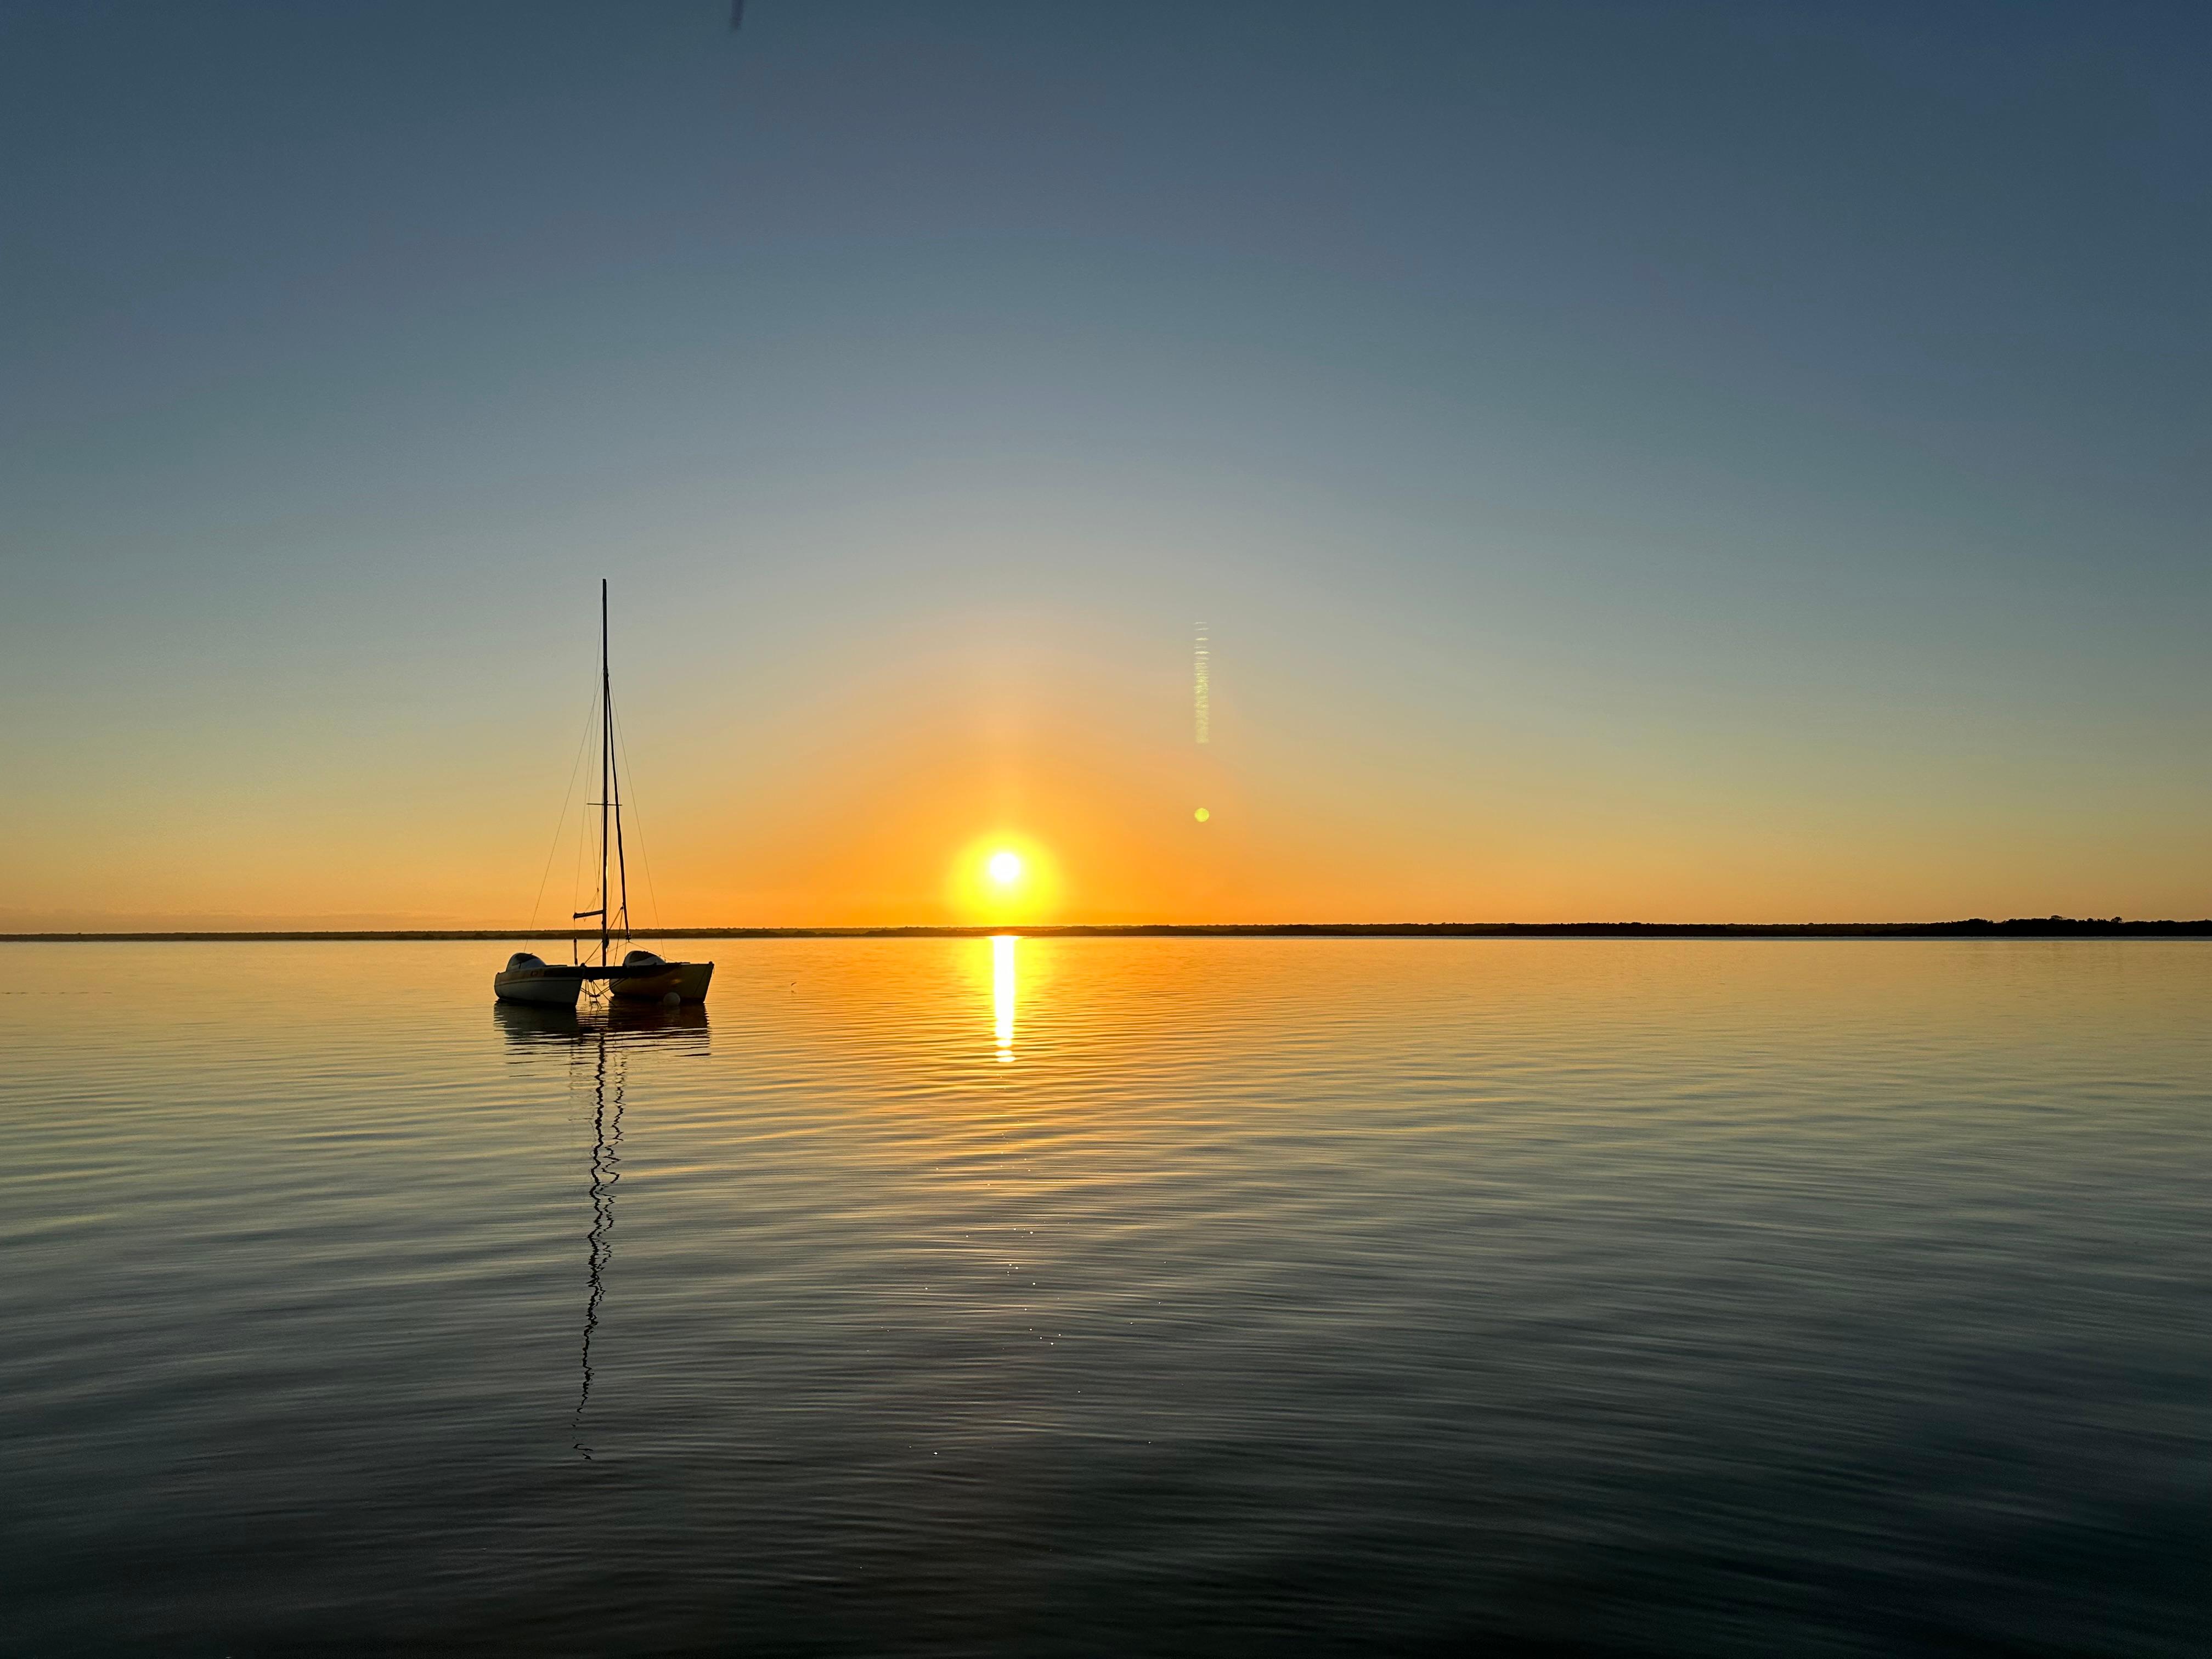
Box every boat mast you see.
[608,593,629,949]
[599,579,611,969]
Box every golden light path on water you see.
[991,934,1018,1062]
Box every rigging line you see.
[568,685,600,963]
[529,687,602,932]
[611,700,665,935]
[608,685,630,944]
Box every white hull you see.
[493,967,583,1007]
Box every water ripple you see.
[1,938,2206,1655]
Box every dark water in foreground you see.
[3,939,2205,1656]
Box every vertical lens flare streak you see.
[991,934,1018,1062]
[1193,624,1210,745]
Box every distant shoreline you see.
[4,920,2207,943]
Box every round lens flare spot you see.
[986,850,1024,885]
[1193,806,1210,822]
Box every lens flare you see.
[1193,623,1210,744]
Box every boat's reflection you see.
[492,997,710,1051]
[490,998,706,1459]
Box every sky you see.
[2,0,2207,928]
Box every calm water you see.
[3,939,2205,1656]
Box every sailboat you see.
[494,582,715,1009]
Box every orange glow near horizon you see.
[24,611,2200,932]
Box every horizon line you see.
[4,918,2208,944]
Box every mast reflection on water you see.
[573,1026,621,1458]
[490,1000,709,1458]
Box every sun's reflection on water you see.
[991,934,1017,1062]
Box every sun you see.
[949,834,1057,922]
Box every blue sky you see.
[3,1,2206,925]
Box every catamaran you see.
[494,583,714,1009]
